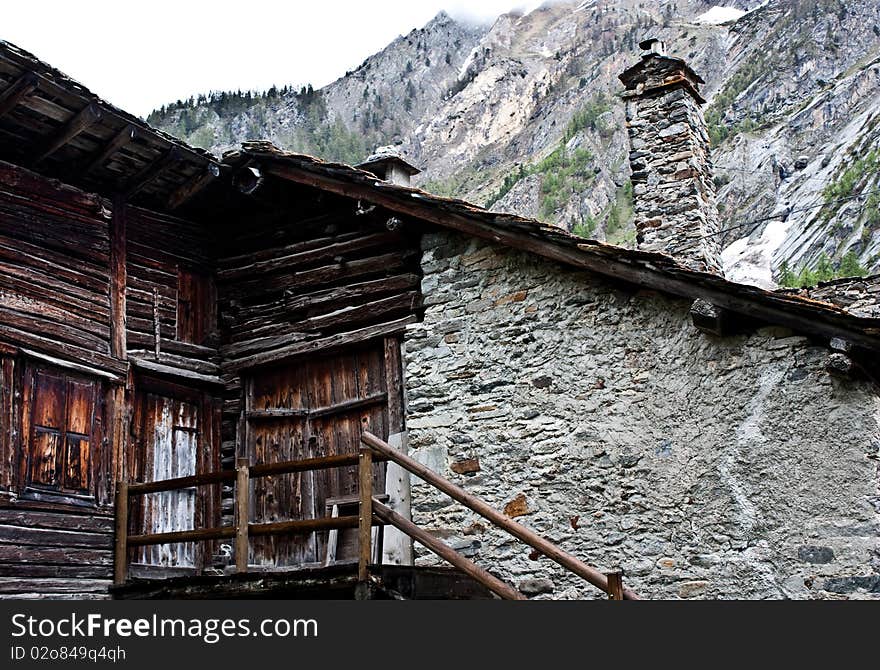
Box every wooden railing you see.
[113,452,385,585]
[114,433,639,600]
[360,432,639,601]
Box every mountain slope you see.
[148,0,880,288]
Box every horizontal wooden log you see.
[227,273,420,333]
[248,514,382,537]
[0,233,110,293]
[223,249,418,301]
[0,158,106,214]
[0,290,110,341]
[246,393,387,422]
[0,325,126,377]
[0,563,112,578]
[0,524,112,549]
[218,232,402,281]
[373,500,522,600]
[128,470,234,496]
[0,509,114,533]
[249,453,380,478]
[228,314,417,371]
[0,577,110,594]
[219,230,363,268]
[127,526,235,547]
[0,306,109,353]
[0,544,111,565]
[129,358,223,386]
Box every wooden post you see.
[607,571,624,600]
[235,458,249,573]
[358,447,373,583]
[113,481,129,585]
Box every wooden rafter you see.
[33,103,103,165]
[123,146,181,199]
[168,163,220,210]
[0,72,38,119]
[83,124,138,174]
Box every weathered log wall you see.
[125,205,220,380]
[0,160,120,377]
[216,203,422,526]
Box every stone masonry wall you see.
[403,230,880,599]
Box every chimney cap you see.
[639,37,666,55]
[357,145,421,178]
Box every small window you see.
[24,366,97,497]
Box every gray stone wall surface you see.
[403,230,880,599]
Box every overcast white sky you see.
[3,0,544,117]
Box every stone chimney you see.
[357,146,421,187]
[619,39,723,275]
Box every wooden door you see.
[246,342,394,568]
[133,389,201,567]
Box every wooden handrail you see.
[373,500,525,600]
[361,431,640,601]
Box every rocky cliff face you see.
[148,0,880,288]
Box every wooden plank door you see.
[133,391,200,567]
[246,341,393,568]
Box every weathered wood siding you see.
[0,161,120,376]
[246,344,390,567]
[125,205,219,377]
[216,204,422,537]
[0,507,113,598]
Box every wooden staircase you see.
[111,432,639,601]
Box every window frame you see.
[17,361,102,507]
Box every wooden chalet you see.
[1,41,878,600]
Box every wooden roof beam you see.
[168,163,221,210]
[83,123,138,174]
[0,72,38,119]
[123,146,181,199]
[33,102,103,165]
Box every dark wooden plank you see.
[372,500,523,600]
[248,514,378,537]
[110,198,127,360]
[0,508,114,533]
[0,524,112,549]
[0,72,38,119]
[127,526,235,548]
[0,544,112,565]
[168,164,220,210]
[83,124,137,174]
[217,232,403,281]
[235,459,248,572]
[34,103,103,165]
[0,563,111,578]
[124,147,181,198]
[229,315,417,371]
[127,470,234,496]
